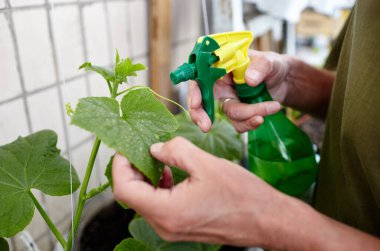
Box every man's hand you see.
[112,137,380,250]
[188,50,336,132]
[112,137,286,247]
[188,50,288,133]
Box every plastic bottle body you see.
[237,83,317,196]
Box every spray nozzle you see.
[170,63,196,85]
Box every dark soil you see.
[79,201,135,251]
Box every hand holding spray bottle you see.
[170,31,317,196]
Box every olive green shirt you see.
[315,0,380,236]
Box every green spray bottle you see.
[170,31,317,196]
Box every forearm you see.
[264,195,380,251]
[283,56,335,119]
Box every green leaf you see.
[114,238,152,251]
[129,217,163,250]
[159,242,204,251]
[79,62,115,82]
[170,166,189,184]
[115,49,121,65]
[71,88,178,185]
[115,58,147,84]
[104,155,114,187]
[0,130,80,237]
[174,113,243,161]
[129,218,221,251]
[65,102,74,117]
[0,237,9,251]
[199,243,222,251]
[214,100,230,122]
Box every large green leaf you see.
[0,237,9,251]
[0,130,80,237]
[174,113,243,161]
[114,238,152,251]
[128,218,221,251]
[71,88,178,185]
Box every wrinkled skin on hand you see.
[112,137,288,248]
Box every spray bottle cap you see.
[170,63,196,85]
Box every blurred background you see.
[0,0,354,250]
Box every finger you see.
[216,73,234,86]
[112,155,163,211]
[150,137,209,176]
[112,153,145,181]
[231,116,264,133]
[159,166,174,188]
[189,107,212,132]
[245,50,273,86]
[222,99,281,121]
[214,78,237,100]
[187,81,212,132]
[187,81,202,109]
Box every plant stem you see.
[65,138,101,251]
[111,81,119,98]
[84,182,110,200]
[66,80,120,251]
[106,80,112,94]
[115,89,129,97]
[29,191,67,249]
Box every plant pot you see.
[72,191,135,251]
[72,191,247,251]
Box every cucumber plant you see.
[0,51,242,251]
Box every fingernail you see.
[266,102,281,114]
[151,142,164,153]
[246,70,261,83]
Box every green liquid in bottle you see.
[249,154,317,196]
[237,82,318,196]
[247,109,318,196]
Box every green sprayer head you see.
[170,63,196,85]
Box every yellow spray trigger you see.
[206,31,253,84]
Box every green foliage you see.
[104,155,114,187]
[115,218,220,251]
[0,130,80,237]
[115,57,146,84]
[174,113,243,162]
[79,62,115,82]
[129,218,163,249]
[0,237,9,251]
[79,50,146,85]
[71,88,178,185]
[114,238,151,251]
[170,166,189,184]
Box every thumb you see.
[245,50,273,86]
[150,137,206,176]
[112,154,162,212]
